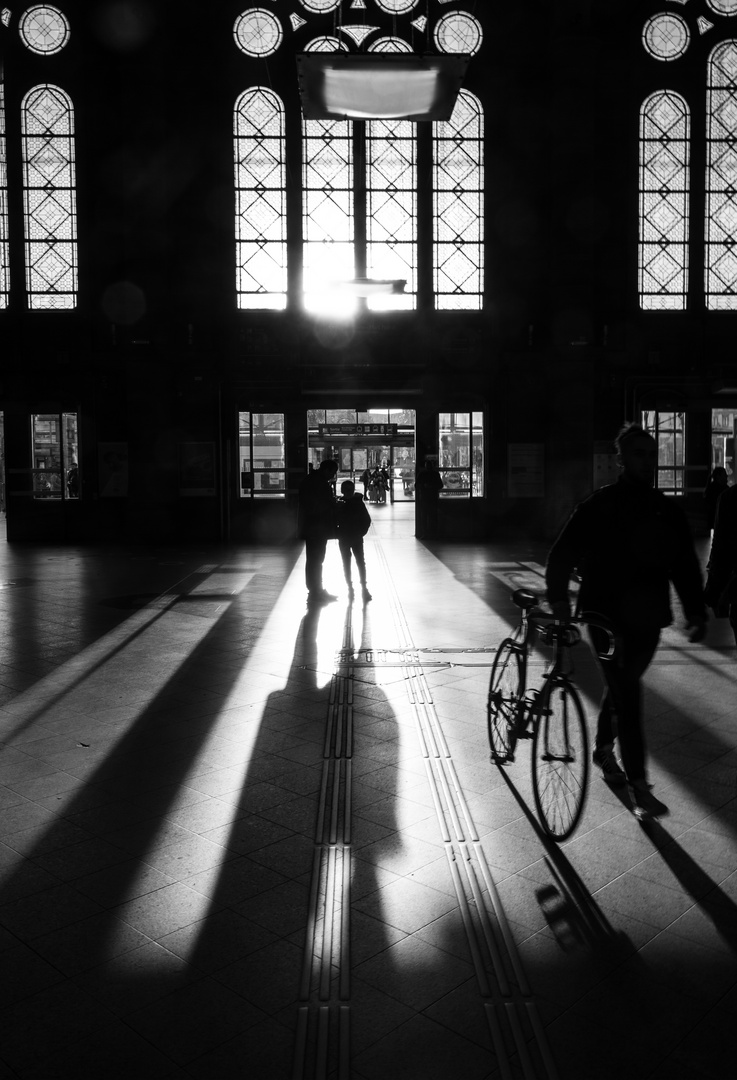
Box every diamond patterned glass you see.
[22,85,77,310]
[433,91,483,310]
[234,87,287,310]
[366,119,416,310]
[302,118,354,313]
[639,91,690,310]
[706,42,737,309]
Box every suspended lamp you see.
[296,52,471,122]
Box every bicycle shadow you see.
[495,766,632,959]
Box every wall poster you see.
[179,442,216,496]
[507,443,544,498]
[98,442,129,497]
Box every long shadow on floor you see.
[0,550,309,1077]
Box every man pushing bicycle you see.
[545,422,707,818]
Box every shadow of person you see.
[0,555,321,1077]
[636,817,737,954]
[157,595,415,1078]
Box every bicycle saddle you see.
[512,588,539,610]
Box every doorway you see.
[306,408,417,506]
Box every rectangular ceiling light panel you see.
[297,53,470,122]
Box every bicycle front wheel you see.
[531,679,589,840]
[487,639,524,762]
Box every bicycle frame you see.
[488,602,618,840]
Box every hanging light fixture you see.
[296,52,470,122]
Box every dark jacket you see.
[336,493,371,540]
[546,476,706,631]
[704,478,729,531]
[414,466,443,499]
[706,484,737,604]
[297,471,336,541]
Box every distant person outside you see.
[298,459,339,605]
[336,479,372,603]
[414,458,444,539]
[545,423,707,818]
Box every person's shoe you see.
[308,589,337,605]
[362,587,372,602]
[592,746,627,786]
[347,584,355,601]
[631,782,669,818]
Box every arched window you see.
[0,79,8,310]
[302,117,354,313]
[21,83,77,310]
[366,118,416,310]
[234,87,287,310]
[433,90,484,310]
[639,91,690,310]
[706,41,737,310]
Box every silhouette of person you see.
[545,422,707,818]
[705,478,737,648]
[336,479,372,603]
[66,462,80,498]
[414,458,443,539]
[703,466,729,533]
[298,459,339,605]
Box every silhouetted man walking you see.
[546,423,707,818]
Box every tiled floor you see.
[0,504,735,1079]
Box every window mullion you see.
[354,120,366,281]
[416,124,433,310]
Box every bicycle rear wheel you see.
[531,678,589,840]
[487,639,524,762]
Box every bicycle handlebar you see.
[577,611,620,660]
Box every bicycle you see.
[487,588,617,841]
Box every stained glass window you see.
[706,42,737,309]
[22,84,77,310]
[639,91,690,310]
[642,14,690,62]
[433,12,483,56]
[0,80,8,310]
[301,0,341,14]
[304,36,347,52]
[234,87,287,311]
[302,118,354,313]
[375,0,417,13]
[366,119,416,310]
[233,9,282,58]
[433,90,483,310]
[707,0,737,16]
[367,36,413,53]
[19,5,70,55]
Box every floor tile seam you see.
[370,538,565,1079]
[589,864,703,918]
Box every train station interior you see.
[0,2,736,1077]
